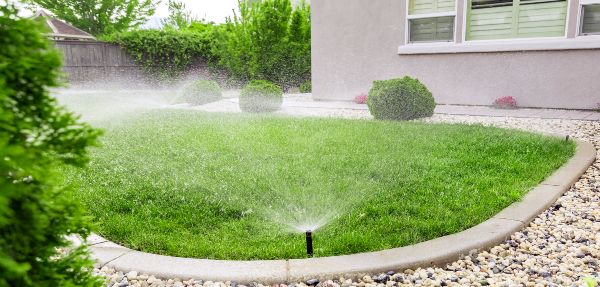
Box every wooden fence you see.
[54,40,147,87]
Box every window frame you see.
[403,0,574,46]
[462,0,570,42]
[578,0,600,36]
[404,0,459,44]
[400,0,600,54]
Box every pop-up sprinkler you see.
[305,230,313,257]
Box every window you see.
[408,0,456,43]
[467,0,568,40]
[581,4,600,35]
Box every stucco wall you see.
[312,0,600,109]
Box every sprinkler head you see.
[566,135,570,142]
[305,230,313,257]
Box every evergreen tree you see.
[0,5,102,287]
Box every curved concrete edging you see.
[85,139,596,284]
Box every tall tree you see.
[161,0,194,30]
[24,0,160,36]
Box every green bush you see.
[367,77,436,121]
[239,80,283,113]
[177,80,222,105]
[105,0,311,87]
[299,81,312,93]
[0,5,102,287]
[215,0,311,88]
[104,28,214,81]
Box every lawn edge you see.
[81,139,595,284]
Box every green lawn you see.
[63,110,575,260]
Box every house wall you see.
[312,0,600,109]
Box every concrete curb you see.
[86,139,596,284]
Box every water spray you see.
[305,230,313,257]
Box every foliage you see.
[161,0,195,30]
[62,110,574,260]
[104,0,311,87]
[354,93,368,104]
[584,277,598,287]
[239,80,283,112]
[0,5,102,287]
[285,1,311,86]
[494,96,518,109]
[177,80,222,105]
[299,81,312,93]
[187,21,225,65]
[367,77,436,121]
[215,0,311,88]
[24,0,159,36]
[105,29,213,80]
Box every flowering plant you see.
[354,93,368,104]
[494,96,518,109]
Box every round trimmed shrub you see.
[367,77,436,121]
[239,80,283,113]
[299,81,312,93]
[178,80,222,105]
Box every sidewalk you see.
[189,93,600,121]
[282,94,600,120]
[435,105,600,121]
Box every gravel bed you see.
[95,114,599,287]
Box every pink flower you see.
[354,93,368,104]
[494,96,517,109]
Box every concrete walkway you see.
[183,93,600,120]
[195,94,600,121]
[435,104,600,121]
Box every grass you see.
[63,110,575,260]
